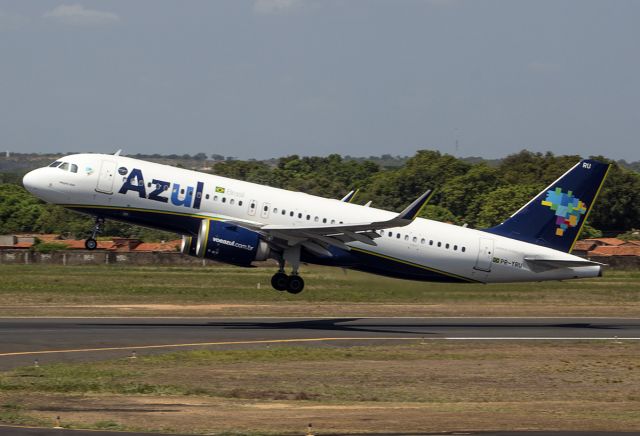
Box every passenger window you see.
[429,240,433,245]
[314,216,319,222]
[388,231,393,237]
[446,243,450,249]
[413,237,417,243]
[462,247,466,252]
[180,189,185,194]
[205,194,210,200]
[147,182,152,187]
[331,219,336,224]
[421,238,425,244]
[282,210,286,215]
[59,162,69,171]
[250,202,255,208]
[222,197,226,203]
[49,161,62,167]
[404,235,409,241]
[264,205,268,211]
[323,218,327,223]
[273,207,278,213]
[437,242,442,247]
[70,164,78,173]
[306,215,310,220]
[454,245,458,251]
[396,233,401,239]
[239,200,243,206]
[298,213,302,218]
[290,211,294,217]
[230,199,235,205]
[214,195,218,201]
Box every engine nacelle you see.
[180,235,198,256]
[195,219,270,266]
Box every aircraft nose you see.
[22,168,45,195]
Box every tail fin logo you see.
[541,187,587,236]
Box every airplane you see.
[22,152,610,293]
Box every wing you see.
[229,190,434,257]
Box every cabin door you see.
[474,237,494,272]
[95,160,117,194]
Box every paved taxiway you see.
[0,317,639,369]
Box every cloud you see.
[43,4,120,26]
[253,0,301,15]
[528,61,562,74]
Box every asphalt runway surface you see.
[0,317,639,369]
[1,427,639,436]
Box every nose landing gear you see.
[270,245,305,294]
[85,217,105,251]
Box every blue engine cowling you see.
[193,219,270,266]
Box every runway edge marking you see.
[1,337,640,357]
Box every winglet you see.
[340,188,360,203]
[340,190,355,202]
[114,149,123,156]
[398,189,434,221]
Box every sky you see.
[0,0,638,160]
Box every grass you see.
[0,342,638,433]
[0,264,638,317]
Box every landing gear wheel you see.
[271,272,289,291]
[85,238,98,250]
[286,275,305,294]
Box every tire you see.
[286,275,304,294]
[271,272,289,291]
[85,238,98,250]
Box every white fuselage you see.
[23,153,601,284]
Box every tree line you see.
[0,150,638,240]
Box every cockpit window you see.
[49,161,62,167]
[59,162,70,171]
[70,164,78,173]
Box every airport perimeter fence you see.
[0,249,637,269]
[0,249,274,267]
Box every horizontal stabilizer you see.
[524,256,606,272]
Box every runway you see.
[0,317,639,370]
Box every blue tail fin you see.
[484,159,611,253]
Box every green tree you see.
[474,184,541,228]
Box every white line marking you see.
[0,337,638,357]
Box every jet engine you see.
[194,219,270,266]
[180,235,198,256]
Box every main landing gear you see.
[270,245,305,294]
[85,217,104,251]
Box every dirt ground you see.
[2,342,639,434]
[2,301,640,318]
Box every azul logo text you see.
[118,168,204,209]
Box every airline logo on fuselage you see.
[118,168,204,209]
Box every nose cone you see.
[23,168,45,196]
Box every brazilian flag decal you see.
[215,186,225,194]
